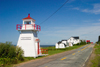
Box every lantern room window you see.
[24,21,31,24]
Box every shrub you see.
[80,40,86,45]
[73,40,86,46]
[0,42,16,58]
[0,42,24,66]
[0,57,18,66]
[16,46,24,61]
[97,41,100,44]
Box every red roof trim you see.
[35,39,40,41]
[22,14,35,21]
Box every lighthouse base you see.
[38,54,48,56]
[17,32,41,58]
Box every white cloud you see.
[92,22,100,25]
[83,19,100,24]
[81,9,89,12]
[72,3,100,14]
[98,19,100,21]
[72,7,79,10]
[39,24,100,45]
[83,20,94,23]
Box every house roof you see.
[22,14,35,21]
[62,40,67,41]
[57,41,62,44]
[72,36,79,39]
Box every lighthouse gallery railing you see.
[16,24,41,31]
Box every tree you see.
[98,36,100,42]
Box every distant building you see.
[86,40,90,43]
[55,36,80,48]
[55,40,69,48]
[67,36,80,46]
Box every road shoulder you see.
[84,44,95,67]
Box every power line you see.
[39,0,69,25]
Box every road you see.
[17,44,94,67]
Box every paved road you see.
[17,44,94,67]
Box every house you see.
[55,36,80,48]
[55,40,69,48]
[86,40,90,43]
[67,36,80,46]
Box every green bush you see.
[97,41,100,44]
[16,46,24,61]
[0,57,18,66]
[0,42,16,58]
[0,42,24,66]
[73,40,86,46]
[80,40,87,45]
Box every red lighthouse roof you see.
[22,14,35,21]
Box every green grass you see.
[91,44,100,67]
[42,44,86,55]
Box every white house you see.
[16,14,45,58]
[55,36,80,48]
[55,40,69,48]
[67,36,80,46]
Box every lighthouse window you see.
[24,21,31,24]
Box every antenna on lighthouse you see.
[28,14,30,17]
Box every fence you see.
[40,49,48,54]
[16,24,41,31]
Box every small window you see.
[24,21,31,24]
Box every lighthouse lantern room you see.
[16,14,42,58]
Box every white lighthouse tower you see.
[16,14,42,58]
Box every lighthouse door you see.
[37,42,39,55]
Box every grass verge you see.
[91,44,100,67]
[86,44,100,67]
[42,45,86,55]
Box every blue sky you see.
[0,0,100,45]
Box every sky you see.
[0,0,100,45]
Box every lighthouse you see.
[16,14,42,58]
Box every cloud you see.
[72,3,100,14]
[72,7,79,10]
[83,20,94,23]
[40,23,100,45]
[81,9,89,12]
[92,22,100,25]
[98,19,100,21]
[83,19,100,24]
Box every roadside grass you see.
[90,44,100,67]
[42,44,86,55]
[1,44,86,67]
